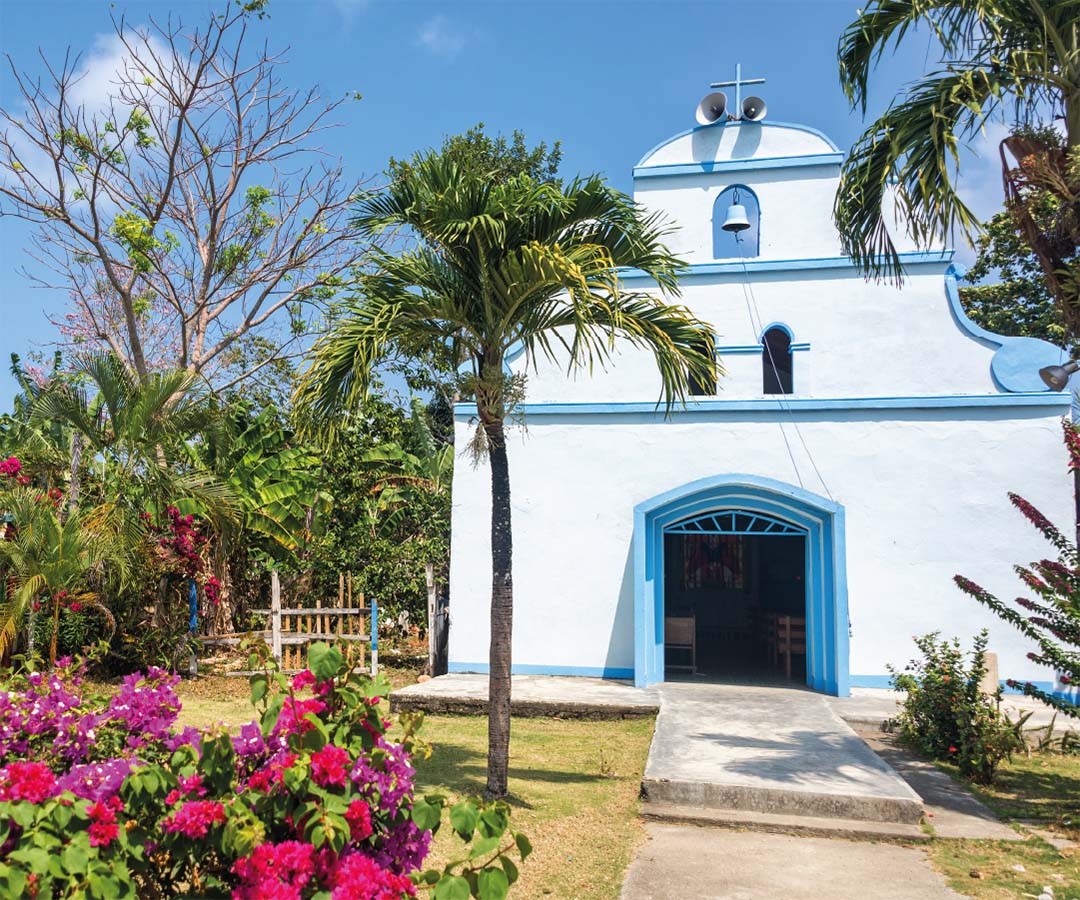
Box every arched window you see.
[762,326,793,394]
[713,185,760,259]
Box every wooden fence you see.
[202,571,378,675]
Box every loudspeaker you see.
[695,92,728,126]
[741,96,767,121]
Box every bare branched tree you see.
[0,5,368,384]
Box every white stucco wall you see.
[517,266,1000,404]
[448,407,1073,686]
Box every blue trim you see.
[635,153,843,179]
[760,321,794,342]
[850,675,1077,706]
[453,392,1071,418]
[716,342,810,354]
[944,265,1069,393]
[619,251,953,281]
[849,674,896,689]
[447,662,635,679]
[634,120,841,167]
[633,474,849,696]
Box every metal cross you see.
[710,64,765,120]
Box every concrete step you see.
[641,775,925,824]
[641,802,930,842]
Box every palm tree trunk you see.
[484,414,513,799]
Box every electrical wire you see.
[734,232,834,500]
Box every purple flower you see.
[232,721,266,758]
[58,758,134,802]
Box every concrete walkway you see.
[620,824,968,900]
[642,682,924,824]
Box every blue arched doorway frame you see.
[632,474,849,695]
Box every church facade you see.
[447,113,1074,697]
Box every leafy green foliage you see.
[889,631,1024,783]
[298,392,451,631]
[834,1,1080,284]
[389,122,562,187]
[961,200,1077,355]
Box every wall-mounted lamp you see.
[1039,360,1079,391]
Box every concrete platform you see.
[642,683,924,824]
[389,673,660,718]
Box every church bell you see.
[721,200,750,233]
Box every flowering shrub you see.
[0,642,529,898]
[888,631,1023,783]
[954,422,1079,719]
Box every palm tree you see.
[33,352,233,524]
[0,489,125,665]
[295,152,715,798]
[834,0,1080,310]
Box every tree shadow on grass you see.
[415,741,612,810]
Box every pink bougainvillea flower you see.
[345,799,373,842]
[87,797,122,847]
[328,852,416,899]
[165,773,207,805]
[311,744,351,788]
[0,761,58,803]
[162,799,227,838]
[231,840,316,900]
[291,670,316,692]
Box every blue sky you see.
[0,0,1008,407]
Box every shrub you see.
[888,631,1023,783]
[0,642,528,898]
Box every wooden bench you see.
[767,614,806,681]
[664,615,697,674]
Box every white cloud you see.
[330,0,371,22]
[416,15,467,58]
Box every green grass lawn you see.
[926,753,1080,899]
[402,714,654,900]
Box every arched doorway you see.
[633,474,849,695]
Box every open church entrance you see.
[662,510,807,682]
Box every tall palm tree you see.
[295,153,715,798]
[834,0,1080,301]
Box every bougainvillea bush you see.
[0,642,528,899]
[955,420,1080,720]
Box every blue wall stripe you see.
[453,393,1070,418]
[447,662,635,680]
[634,153,843,178]
[850,675,1077,706]
[618,250,953,280]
